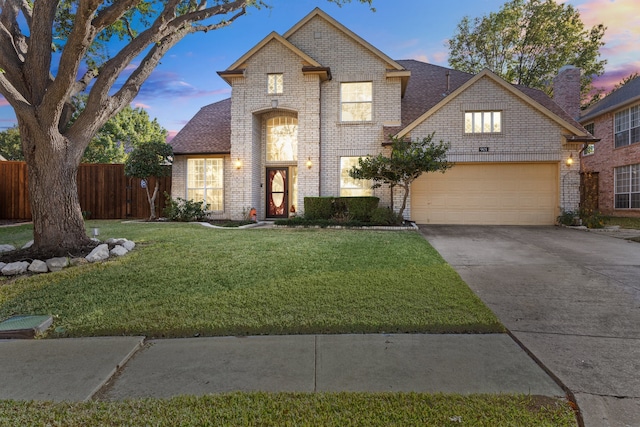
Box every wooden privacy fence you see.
[0,161,171,220]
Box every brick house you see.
[170,8,592,225]
[580,77,640,217]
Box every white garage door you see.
[411,163,559,225]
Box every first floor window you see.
[340,157,372,197]
[465,111,501,133]
[187,158,224,211]
[615,164,640,209]
[341,82,372,122]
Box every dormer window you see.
[268,73,283,94]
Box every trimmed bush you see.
[370,207,404,225]
[304,197,335,220]
[163,193,209,222]
[339,197,379,222]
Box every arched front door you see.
[266,168,288,218]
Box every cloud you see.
[0,96,9,107]
[133,102,152,109]
[592,60,640,91]
[573,0,640,65]
[130,69,230,101]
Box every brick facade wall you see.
[581,106,640,217]
[406,76,581,218]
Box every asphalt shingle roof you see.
[169,98,231,155]
[580,77,640,122]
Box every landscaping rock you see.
[106,238,126,245]
[110,245,128,257]
[122,240,135,251]
[28,259,48,273]
[70,258,89,267]
[46,257,69,272]
[86,244,109,262]
[2,261,30,276]
[0,244,16,253]
[22,240,34,249]
[90,237,101,243]
[0,262,6,271]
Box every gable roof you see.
[283,8,405,72]
[394,61,590,139]
[170,99,231,155]
[218,31,329,84]
[581,77,640,123]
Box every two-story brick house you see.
[170,8,592,225]
[580,77,640,217]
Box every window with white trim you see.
[615,164,640,209]
[341,82,372,122]
[187,158,224,211]
[464,111,502,133]
[340,157,372,196]
[614,105,640,148]
[267,73,283,94]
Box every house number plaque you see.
[478,147,490,152]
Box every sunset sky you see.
[0,0,637,139]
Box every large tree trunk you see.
[20,122,91,253]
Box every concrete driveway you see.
[420,226,640,427]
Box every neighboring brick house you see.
[170,8,593,225]
[580,77,640,217]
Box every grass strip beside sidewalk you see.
[0,393,576,427]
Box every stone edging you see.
[0,238,136,277]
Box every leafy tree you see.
[83,104,167,163]
[124,140,173,220]
[349,133,452,218]
[447,0,606,99]
[0,0,372,253]
[0,125,22,160]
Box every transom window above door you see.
[267,116,298,162]
[267,73,283,94]
[341,82,372,122]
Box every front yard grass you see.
[0,393,576,427]
[605,216,640,230]
[0,221,502,337]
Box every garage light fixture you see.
[566,153,573,167]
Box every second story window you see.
[268,73,283,94]
[583,123,595,155]
[614,105,640,148]
[341,82,372,122]
[465,111,502,134]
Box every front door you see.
[266,168,288,218]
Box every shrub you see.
[163,193,209,222]
[338,197,379,222]
[370,207,404,225]
[557,210,579,226]
[580,208,606,229]
[304,197,336,220]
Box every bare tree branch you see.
[23,1,58,106]
[92,0,139,33]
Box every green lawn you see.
[0,221,502,337]
[0,393,576,427]
[605,216,640,230]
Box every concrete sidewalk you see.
[0,334,564,402]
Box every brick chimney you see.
[553,65,581,120]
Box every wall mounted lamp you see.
[306,157,313,169]
[566,153,574,167]
[234,158,242,170]
[271,99,278,109]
